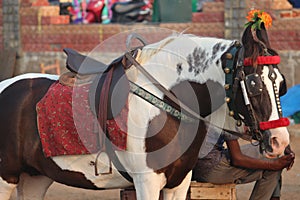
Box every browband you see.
[244,55,280,66]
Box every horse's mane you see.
[136,36,176,64]
[241,22,278,67]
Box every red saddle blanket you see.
[36,81,128,157]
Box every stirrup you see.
[90,150,112,176]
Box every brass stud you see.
[234,41,241,47]
[236,120,242,127]
[225,97,231,103]
[224,68,231,74]
[229,111,235,116]
[226,53,233,59]
[224,84,230,90]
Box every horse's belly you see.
[52,153,133,189]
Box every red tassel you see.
[259,117,290,130]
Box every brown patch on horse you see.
[145,80,225,188]
[0,78,101,189]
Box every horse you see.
[0,31,289,200]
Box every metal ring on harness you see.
[126,32,148,51]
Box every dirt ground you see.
[9,126,300,200]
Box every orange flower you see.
[260,12,272,29]
[245,9,272,30]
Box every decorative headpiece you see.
[245,9,272,30]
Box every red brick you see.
[38,6,60,17]
[41,16,70,25]
[20,7,39,16]
[202,2,224,12]
[287,41,300,50]
[20,0,32,7]
[22,43,51,52]
[20,16,38,25]
[31,0,49,7]
[280,11,292,18]
[192,12,224,23]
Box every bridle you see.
[223,41,290,152]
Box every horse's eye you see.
[279,74,287,97]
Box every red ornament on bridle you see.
[259,117,290,130]
[244,55,280,66]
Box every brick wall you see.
[1,0,300,86]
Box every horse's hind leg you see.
[16,173,53,200]
[163,171,192,200]
[0,177,16,200]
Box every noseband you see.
[224,42,289,152]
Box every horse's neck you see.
[133,35,235,91]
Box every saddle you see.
[64,48,108,75]
[62,48,130,120]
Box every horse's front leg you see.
[163,171,192,200]
[132,172,166,200]
[16,173,53,200]
[0,177,16,200]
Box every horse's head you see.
[225,11,289,158]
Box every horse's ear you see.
[255,23,271,48]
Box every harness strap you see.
[125,52,252,142]
[129,81,195,123]
[94,66,115,175]
[223,43,242,121]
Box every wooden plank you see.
[190,187,232,199]
[190,182,236,200]
[120,182,236,200]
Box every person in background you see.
[192,10,295,200]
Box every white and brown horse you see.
[0,32,289,200]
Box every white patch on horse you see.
[52,153,133,189]
[261,66,289,158]
[0,177,16,200]
[0,73,58,94]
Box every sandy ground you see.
[9,127,300,200]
